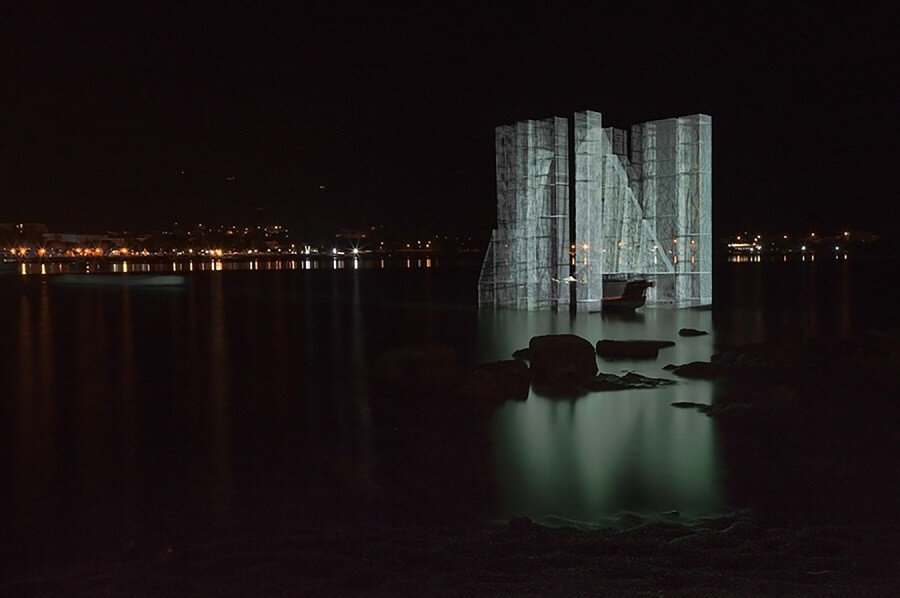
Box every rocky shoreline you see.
[3,514,896,596]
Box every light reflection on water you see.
[492,389,718,524]
[478,308,723,524]
[1,258,892,540]
[16,256,460,275]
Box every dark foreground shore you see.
[2,515,896,596]
[3,331,898,595]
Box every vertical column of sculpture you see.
[531,118,548,308]
[674,115,712,306]
[638,122,658,280]
[548,116,570,309]
[697,115,712,305]
[523,118,547,309]
[629,124,644,208]
[595,122,664,280]
[637,115,712,307]
[598,127,649,278]
[479,124,516,307]
[643,118,677,304]
[479,117,571,309]
[600,129,624,275]
[631,123,665,277]
[525,117,571,309]
[573,110,603,309]
[515,120,532,308]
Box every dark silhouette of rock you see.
[670,361,729,379]
[511,347,533,361]
[372,344,460,392]
[662,364,678,371]
[583,372,676,391]
[508,516,536,535]
[671,401,714,414]
[460,359,531,402]
[678,328,708,337]
[620,372,676,387]
[529,334,598,393]
[596,339,676,359]
[582,375,630,391]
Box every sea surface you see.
[1,255,896,554]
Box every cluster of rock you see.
[663,361,729,379]
[373,332,701,406]
[668,332,900,420]
[369,329,900,423]
[583,372,676,392]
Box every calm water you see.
[480,308,721,525]
[1,256,895,551]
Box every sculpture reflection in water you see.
[478,308,724,525]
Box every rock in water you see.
[529,334,598,393]
[459,359,531,402]
[671,401,714,414]
[670,361,729,379]
[620,372,677,387]
[596,339,676,359]
[678,328,709,337]
[582,372,676,391]
[582,375,632,391]
[511,347,533,361]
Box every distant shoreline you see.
[7,251,484,265]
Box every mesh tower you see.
[572,111,673,310]
[479,111,711,310]
[478,117,570,309]
[572,110,604,310]
[638,115,713,307]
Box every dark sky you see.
[2,3,894,238]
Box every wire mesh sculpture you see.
[479,111,711,310]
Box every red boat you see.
[600,278,654,311]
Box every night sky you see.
[3,3,893,238]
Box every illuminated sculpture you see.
[479,110,711,310]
